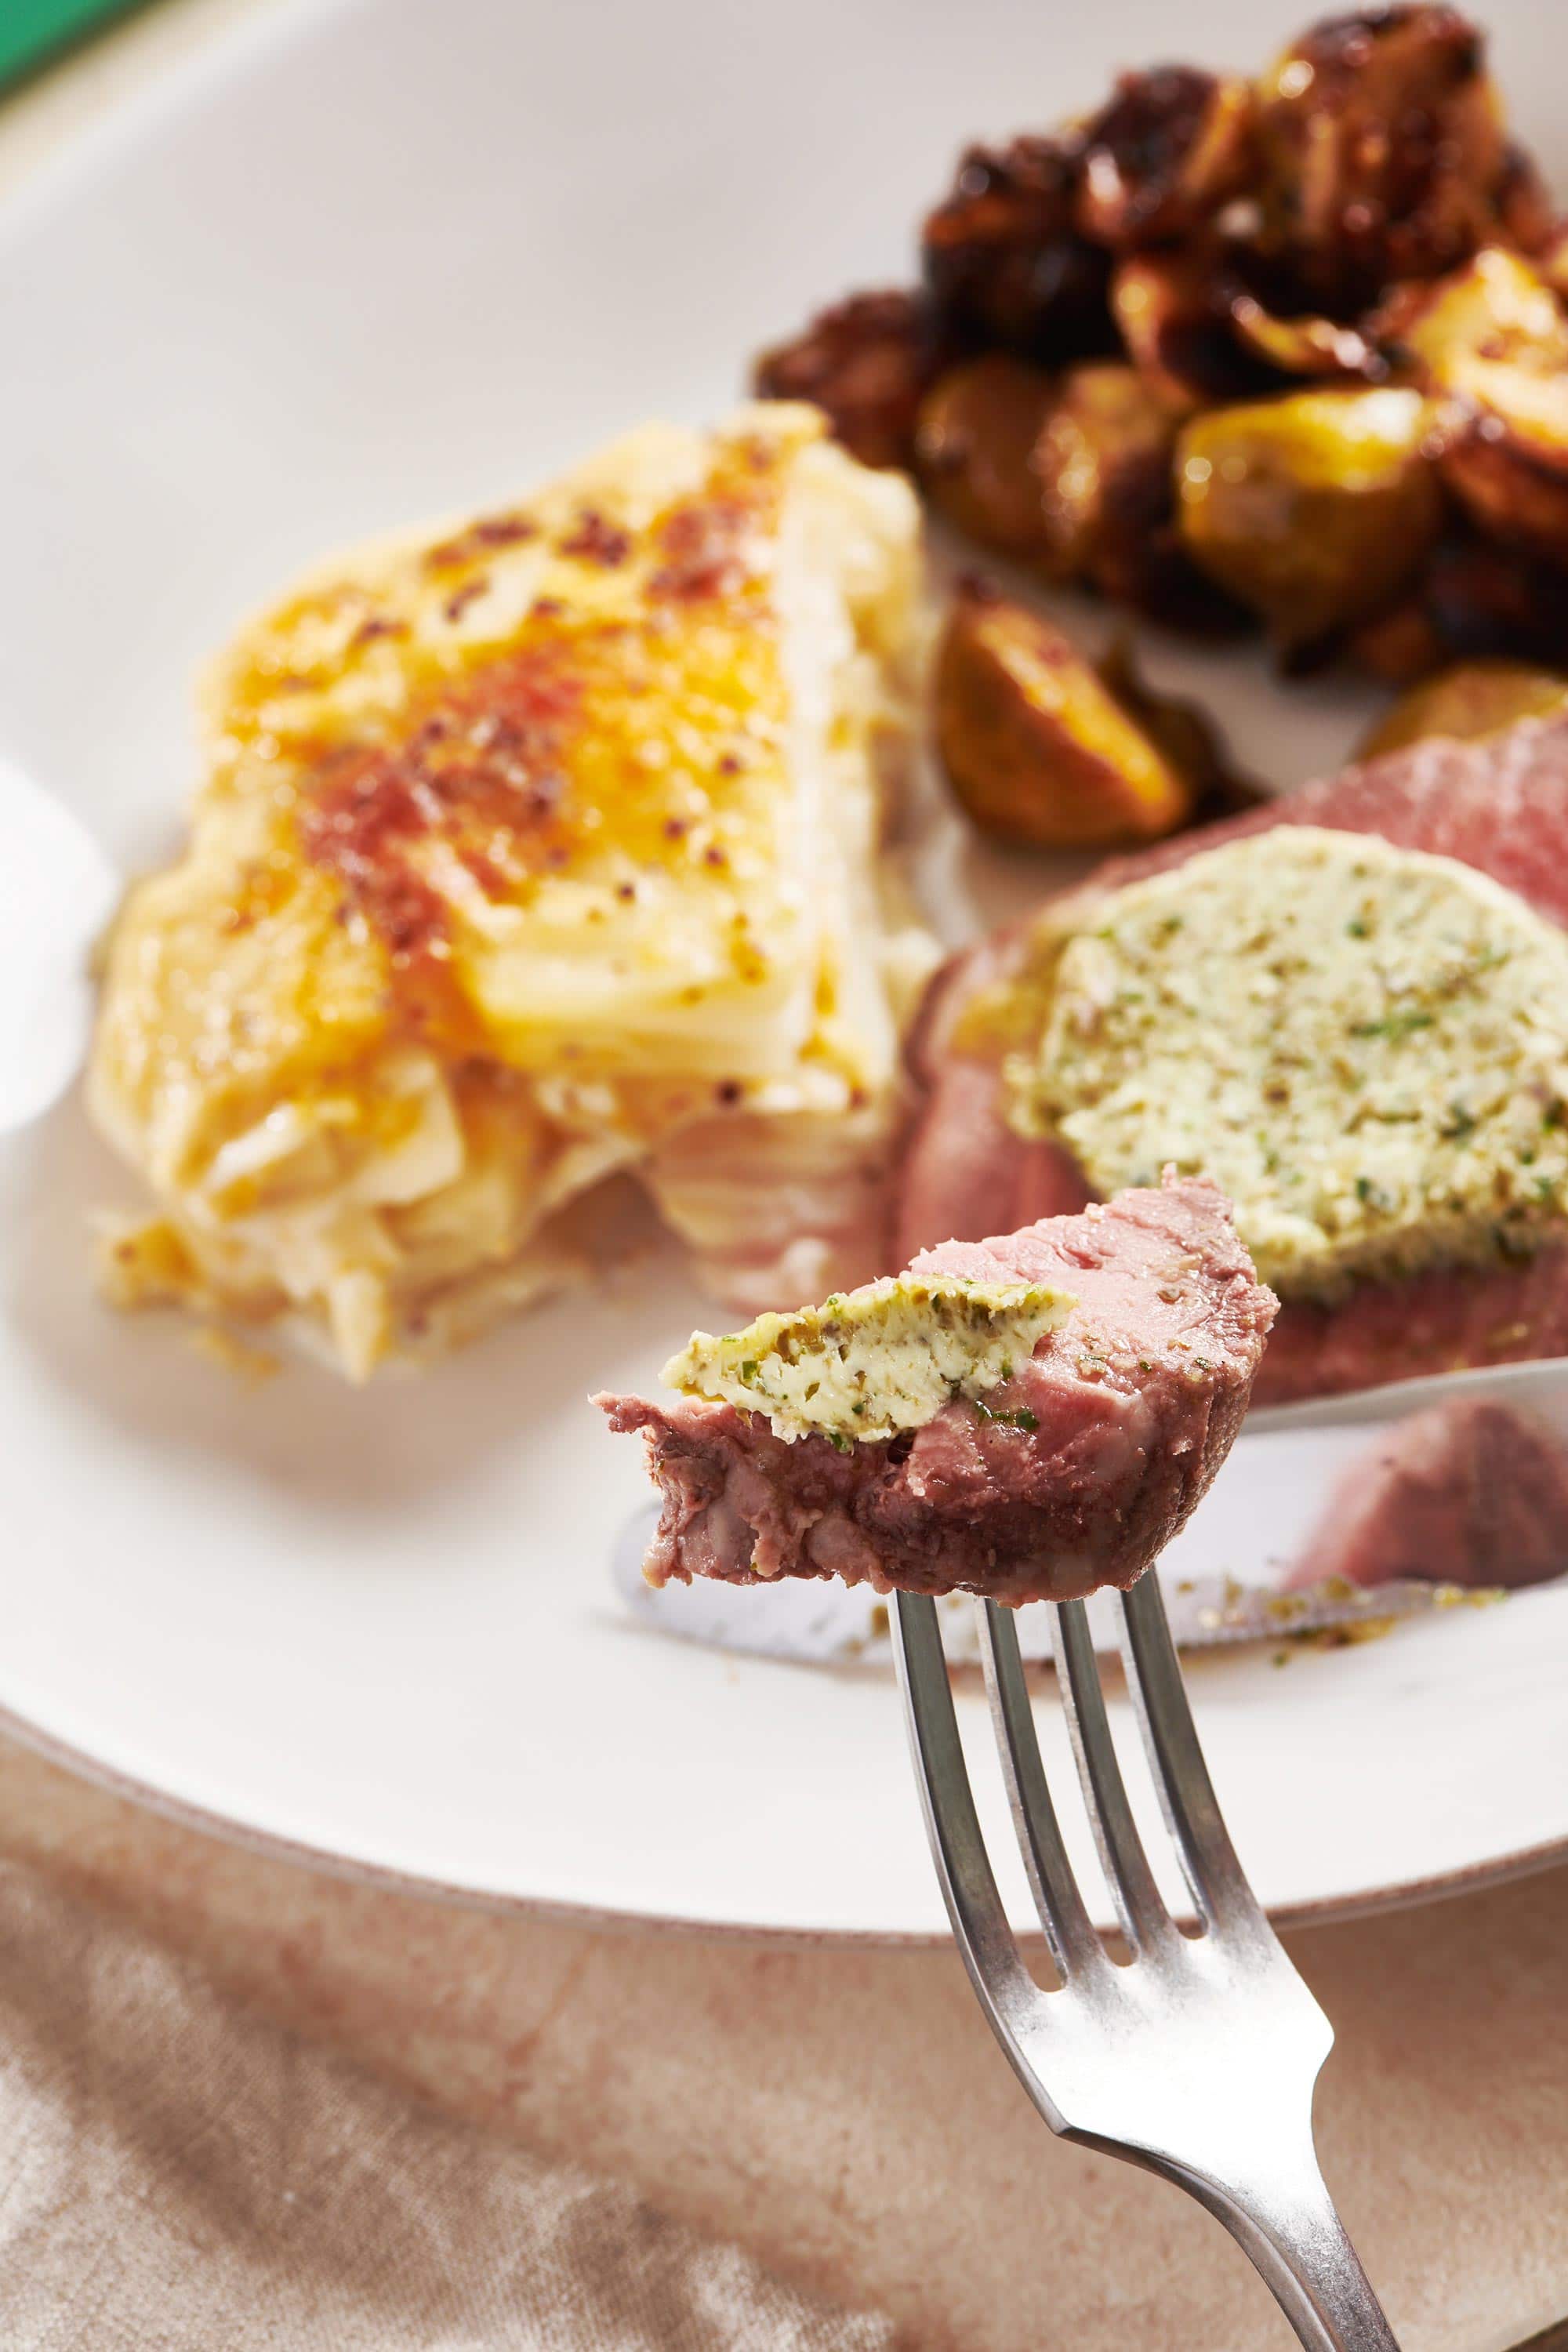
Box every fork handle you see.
[1190,2158,1401,2350]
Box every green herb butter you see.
[1004,825,1568,1299]
[662,1276,1074,1444]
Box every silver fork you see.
[893,1577,1400,2350]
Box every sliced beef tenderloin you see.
[1287,1398,1568,1592]
[598,1174,1275,1606]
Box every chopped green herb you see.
[1349,1008,1436,1044]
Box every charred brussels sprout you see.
[1227,294,1381,379]
[1076,67,1255,247]
[1387,249,1568,566]
[1110,249,1276,412]
[1177,387,1442,649]
[934,586,1195,849]
[1034,365,1175,591]
[923,136,1114,362]
[914,358,1055,557]
[1255,6,1507,307]
[753,291,931,470]
[1359,660,1568,756]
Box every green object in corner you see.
[0,0,144,91]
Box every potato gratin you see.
[90,405,937,1377]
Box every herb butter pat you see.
[662,1276,1076,1445]
[1006,826,1568,1299]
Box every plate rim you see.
[1,1673,1563,1945]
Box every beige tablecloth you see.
[0,1835,894,2349]
[0,1733,1564,2352]
[5,9,1568,2346]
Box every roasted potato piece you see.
[1076,67,1254,246]
[753,290,931,470]
[1176,387,1442,648]
[1385,249,1568,564]
[934,586,1194,848]
[1255,6,1506,305]
[1034,365,1174,591]
[913,358,1055,557]
[1359,659,1568,756]
[923,135,1114,361]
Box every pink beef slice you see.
[898,714,1568,1406]
[1287,1399,1568,1593]
[597,1174,1276,1606]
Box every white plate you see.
[0,0,1565,1940]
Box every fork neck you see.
[1166,2147,1401,2351]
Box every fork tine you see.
[1118,1571,1270,1937]
[891,1592,1046,2039]
[978,1601,1105,1983]
[1052,1597,1178,1955]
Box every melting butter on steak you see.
[1007,826,1568,1301]
[664,1276,1073,1448]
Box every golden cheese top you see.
[92,405,925,1203]
[1006,826,1568,1299]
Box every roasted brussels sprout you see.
[1385,246,1568,382]
[934,586,1195,849]
[1076,67,1254,247]
[1494,143,1557,257]
[1228,293,1381,379]
[1352,539,1568,677]
[1255,6,1507,306]
[1440,397,1568,568]
[1385,249,1568,565]
[1421,541,1568,668]
[1347,599,1446,682]
[1033,365,1174,591]
[923,136,1114,362]
[1176,387,1442,648]
[913,358,1055,557]
[1109,249,1276,412]
[753,291,931,470]
[1537,223,1568,306]
[1359,659,1568,757]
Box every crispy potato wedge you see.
[1176,387,1442,648]
[1359,659,1568,756]
[934,587,1195,849]
[914,357,1056,557]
